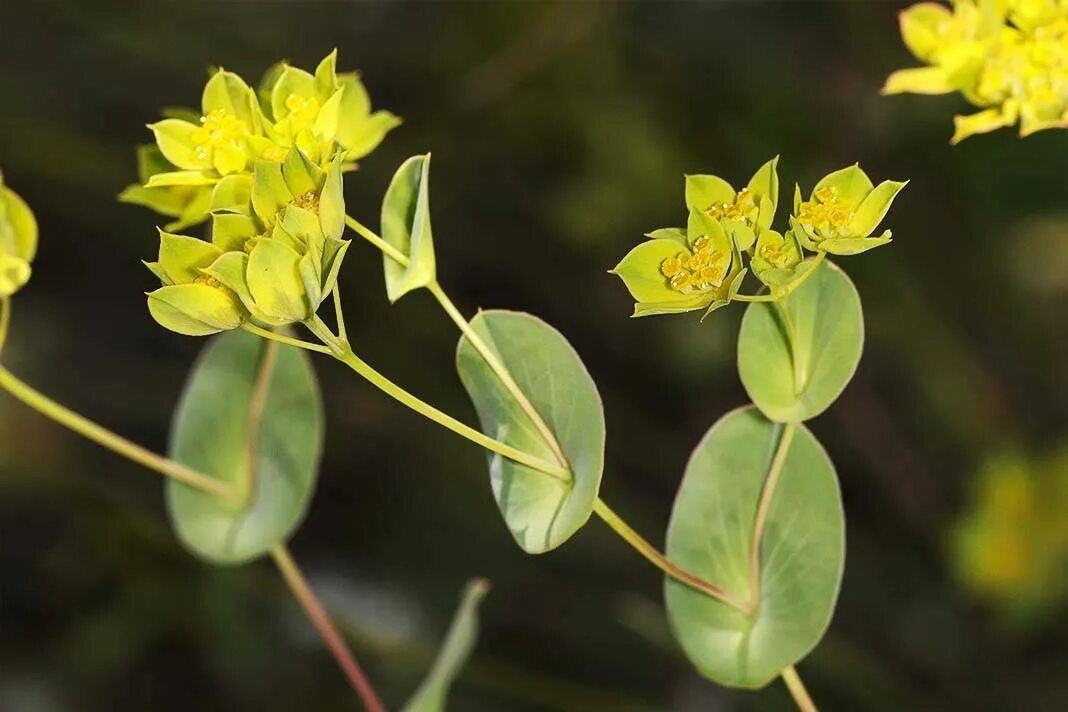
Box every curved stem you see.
[0,365,237,499]
[426,282,568,468]
[243,323,332,354]
[781,665,818,712]
[271,545,385,712]
[346,213,569,470]
[303,315,571,483]
[747,422,796,612]
[593,498,747,611]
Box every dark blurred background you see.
[2,1,1068,710]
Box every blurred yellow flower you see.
[884,0,1068,143]
[953,449,1068,621]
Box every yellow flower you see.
[885,0,1068,142]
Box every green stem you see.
[0,365,237,499]
[332,286,348,344]
[243,323,332,354]
[302,314,571,483]
[271,545,385,712]
[426,281,569,468]
[781,665,818,712]
[593,498,747,611]
[746,422,796,612]
[345,215,409,266]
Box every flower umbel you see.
[611,159,907,319]
[123,50,398,231]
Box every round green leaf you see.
[737,261,863,422]
[665,406,844,688]
[455,310,604,554]
[167,330,324,565]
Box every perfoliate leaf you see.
[380,154,436,302]
[665,407,844,688]
[455,311,604,553]
[168,331,323,564]
[737,261,864,422]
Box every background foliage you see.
[2,1,1068,710]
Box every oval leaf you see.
[665,406,844,688]
[455,310,604,554]
[402,579,490,712]
[737,261,863,422]
[167,330,324,565]
[381,154,436,302]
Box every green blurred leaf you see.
[665,407,844,688]
[402,579,490,712]
[455,311,604,554]
[381,154,437,302]
[737,261,864,422]
[167,330,323,565]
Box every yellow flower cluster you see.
[705,186,756,222]
[757,240,797,270]
[660,234,731,294]
[795,186,855,240]
[190,108,250,164]
[885,0,1068,143]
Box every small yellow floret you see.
[191,108,248,162]
[660,256,683,277]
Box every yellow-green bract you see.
[0,174,37,297]
[145,150,350,335]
